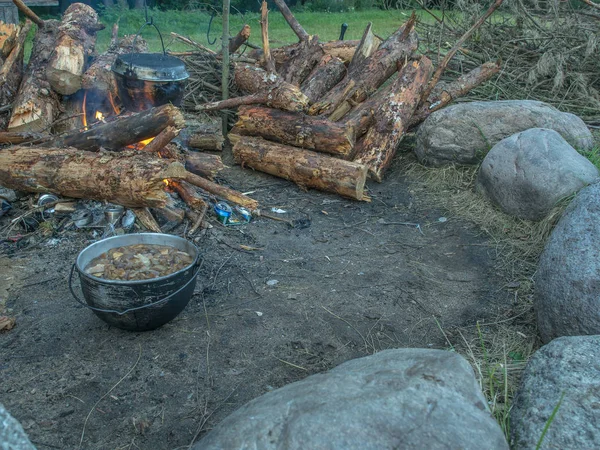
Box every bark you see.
[43,104,185,152]
[409,61,500,128]
[0,146,188,208]
[52,94,85,134]
[309,16,418,119]
[0,131,47,145]
[8,19,60,132]
[170,180,208,212]
[81,32,148,95]
[0,20,31,131]
[347,23,381,74]
[184,152,225,180]
[278,35,324,86]
[46,3,104,95]
[272,0,309,42]
[232,135,369,201]
[188,132,224,151]
[233,64,309,112]
[184,172,259,210]
[233,106,355,157]
[229,24,250,53]
[300,55,346,104]
[353,57,433,182]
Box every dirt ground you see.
[0,149,516,449]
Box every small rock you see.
[0,187,17,203]
[511,335,600,449]
[194,349,508,450]
[476,128,598,220]
[255,311,263,317]
[415,100,594,166]
[535,182,600,342]
[266,279,279,286]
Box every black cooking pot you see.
[112,52,189,111]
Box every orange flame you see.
[108,92,121,115]
[163,179,170,186]
[82,91,88,130]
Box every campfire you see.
[0,0,502,234]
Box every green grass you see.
[94,7,434,53]
[580,146,600,172]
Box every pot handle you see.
[132,0,166,56]
[69,263,200,316]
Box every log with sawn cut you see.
[321,39,359,64]
[184,171,259,210]
[188,131,224,151]
[353,57,433,182]
[408,61,500,128]
[0,20,31,131]
[233,106,355,157]
[197,64,309,113]
[184,152,225,180]
[43,104,185,151]
[0,146,188,208]
[309,15,418,120]
[229,24,250,53]
[0,22,17,58]
[300,55,346,104]
[46,3,104,95]
[7,19,60,132]
[132,208,162,232]
[347,23,381,73]
[232,135,369,201]
[81,28,148,96]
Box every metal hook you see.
[131,0,166,55]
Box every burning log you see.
[184,172,258,210]
[229,24,251,53]
[43,104,185,152]
[184,152,225,180]
[188,132,224,151]
[7,19,60,132]
[0,20,31,130]
[0,147,188,208]
[353,57,433,182]
[81,27,148,96]
[309,15,418,119]
[233,106,355,157]
[46,3,104,95]
[197,64,309,113]
[232,135,369,201]
[142,126,180,155]
[300,55,346,105]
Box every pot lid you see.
[112,53,189,82]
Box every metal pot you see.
[112,52,189,111]
[69,233,200,331]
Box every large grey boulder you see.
[415,100,593,166]
[511,335,600,449]
[535,182,600,342]
[476,128,598,220]
[194,349,508,450]
[0,403,36,450]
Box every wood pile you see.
[198,0,503,199]
[0,1,256,234]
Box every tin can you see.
[235,206,252,222]
[104,205,124,226]
[38,193,59,219]
[214,202,232,225]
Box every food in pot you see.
[85,244,193,281]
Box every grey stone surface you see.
[415,100,594,166]
[0,187,17,203]
[0,403,36,450]
[194,349,508,450]
[511,335,600,449]
[535,182,600,342]
[476,128,598,220]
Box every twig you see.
[276,358,307,371]
[171,33,217,55]
[420,0,504,104]
[11,0,44,27]
[79,345,142,449]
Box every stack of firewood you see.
[197,0,502,201]
[0,2,257,233]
